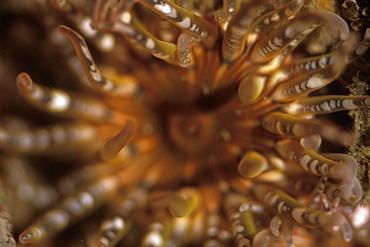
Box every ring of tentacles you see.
[1,0,370,246]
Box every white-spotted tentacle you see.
[270,52,348,102]
[177,32,195,67]
[263,112,352,145]
[0,121,100,155]
[92,2,179,65]
[349,28,370,60]
[1,156,58,211]
[58,26,140,97]
[276,139,362,202]
[19,176,119,244]
[141,222,166,247]
[137,0,218,48]
[285,95,370,116]
[16,73,124,124]
[252,183,353,243]
[322,153,362,203]
[88,186,148,247]
[249,11,347,64]
[266,52,342,89]
[224,193,255,246]
[221,0,269,63]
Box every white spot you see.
[102,79,114,91]
[178,17,191,28]
[30,87,44,101]
[146,38,155,50]
[79,18,97,38]
[306,75,323,89]
[112,217,125,230]
[90,67,102,82]
[78,192,94,209]
[51,126,66,144]
[277,201,285,214]
[330,100,336,110]
[342,99,357,109]
[318,57,327,68]
[47,91,70,112]
[300,155,311,171]
[67,198,84,215]
[36,130,50,149]
[81,45,92,62]
[50,210,70,227]
[271,13,280,22]
[189,24,197,32]
[143,231,163,247]
[120,11,132,24]
[352,205,370,227]
[291,208,305,224]
[320,101,331,112]
[99,34,115,52]
[319,162,328,174]
[154,3,171,14]
[246,33,257,44]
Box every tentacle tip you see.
[16,73,32,88]
[19,229,39,244]
[57,25,72,36]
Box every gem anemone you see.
[1,0,370,246]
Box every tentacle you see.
[141,222,166,247]
[137,0,218,48]
[222,0,304,63]
[252,184,352,242]
[262,112,321,138]
[249,11,349,65]
[284,95,370,116]
[92,1,179,64]
[52,0,95,38]
[238,151,268,178]
[224,193,255,246]
[19,176,119,244]
[58,26,140,96]
[350,28,370,60]
[204,210,222,245]
[322,153,362,203]
[300,133,321,150]
[310,176,328,206]
[238,75,267,103]
[168,187,201,218]
[262,112,352,145]
[57,163,111,197]
[16,73,124,123]
[0,121,100,154]
[177,32,195,67]
[221,0,270,62]
[266,52,341,88]
[252,228,285,247]
[276,139,361,202]
[1,156,58,210]
[222,0,242,15]
[100,120,136,161]
[269,216,282,237]
[89,186,148,247]
[270,52,348,102]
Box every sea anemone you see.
[1,0,370,246]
